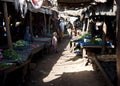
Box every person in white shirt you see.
[52,32,58,53]
[59,19,65,38]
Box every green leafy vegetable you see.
[3,49,21,60]
[13,40,27,47]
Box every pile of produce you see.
[13,40,27,47]
[0,63,14,70]
[95,38,102,41]
[90,37,102,45]
[3,49,21,60]
[81,33,92,39]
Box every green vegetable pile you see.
[13,40,26,47]
[3,49,21,60]
[90,37,102,45]
[95,38,102,41]
[0,63,13,69]
[90,38,99,44]
[81,33,91,39]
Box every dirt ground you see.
[24,37,108,86]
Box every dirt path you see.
[24,37,107,86]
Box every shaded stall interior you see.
[57,0,118,86]
[87,15,116,54]
[0,1,52,86]
[0,2,30,48]
[31,12,52,37]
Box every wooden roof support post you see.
[48,16,52,33]
[86,18,90,32]
[101,22,107,54]
[116,0,120,86]
[44,13,47,35]
[30,11,34,42]
[3,2,12,49]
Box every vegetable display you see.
[13,40,27,47]
[3,49,21,60]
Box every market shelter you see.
[0,0,52,86]
[0,41,46,86]
[57,0,109,10]
[57,0,119,86]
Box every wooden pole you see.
[116,0,120,85]
[86,18,90,32]
[48,16,51,33]
[3,2,12,49]
[29,11,34,42]
[30,11,33,36]
[116,3,120,86]
[44,13,47,36]
[101,22,107,54]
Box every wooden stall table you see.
[79,42,115,67]
[30,42,45,55]
[79,41,116,86]
[33,37,51,42]
[0,42,45,86]
[0,49,32,86]
[33,37,52,54]
[87,52,116,86]
[80,43,115,58]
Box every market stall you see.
[0,0,48,85]
[80,4,116,86]
[33,37,51,54]
[60,0,117,85]
[87,53,116,86]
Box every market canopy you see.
[29,6,52,14]
[57,0,113,10]
[1,0,15,2]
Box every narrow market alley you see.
[24,37,107,86]
[0,0,119,86]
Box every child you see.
[52,32,58,53]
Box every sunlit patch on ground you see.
[43,45,94,82]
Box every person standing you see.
[66,21,73,38]
[52,32,58,53]
[24,25,31,43]
[71,24,77,37]
[59,18,65,38]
